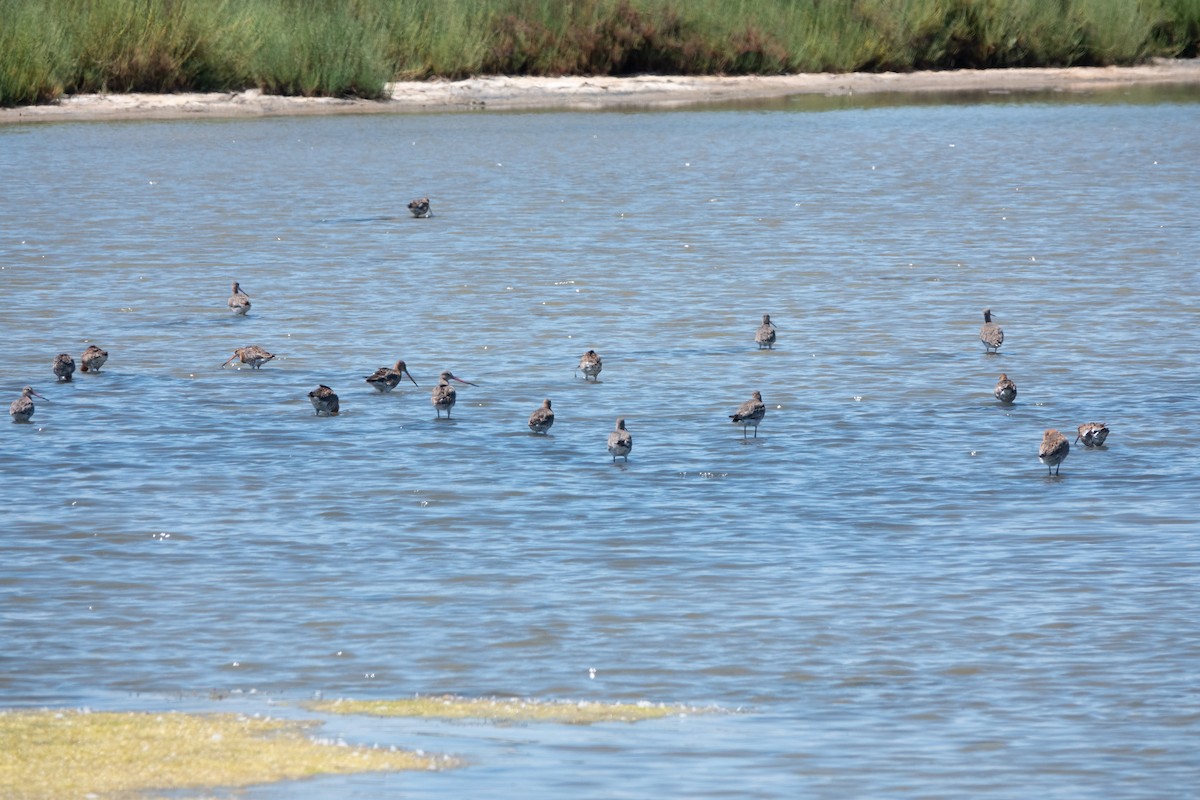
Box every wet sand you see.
[3,59,1198,123]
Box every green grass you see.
[2,0,1198,106]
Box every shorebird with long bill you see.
[755,314,777,350]
[228,281,251,315]
[9,386,46,423]
[222,346,276,369]
[980,309,1004,353]
[431,371,476,419]
[365,359,419,393]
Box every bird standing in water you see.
[1039,429,1070,475]
[607,418,632,463]
[9,386,46,423]
[53,353,75,382]
[577,350,602,382]
[228,281,251,315]
[729,390,767,438]
[365,359,419,393]
[755,314,777,350]
[80,345,108,373]
[407,197,432,218]
[994,373,1017,403]
[308,385,340,416]
[527,399,555,434]
[1075,422,1110,448]
[431,371,476,419]
[222,346,276,369]
[980,309,1004,353]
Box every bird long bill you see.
[406,372,419,387]
[450,375,477,386]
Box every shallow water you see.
[2,88,1199,798]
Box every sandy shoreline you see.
[3,59,1198,124]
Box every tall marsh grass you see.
[2,0,1197,106]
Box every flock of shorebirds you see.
[979,308,1110,475]
[8,195,1107,473]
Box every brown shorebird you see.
[1039,429,1070,475]
[9,386,46,423]
[80,345,108,373]
[729,390,767,438]
[431,371,476,419]
[308,384,340,416]
[980,309,1004,353]
[407,197,432,218]
[222,346,276,369]
[994,373,1017,403]
[607,418,632,463]
[527,398,555,434]
[577,350,602,382]
[228,281,251,315]
[755,314,777,350]
[53,353,75,382]
[365,360,419,393]
[1075,422,1110,448]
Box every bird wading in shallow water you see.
[308,384,340,416]
[577,350,602,382]
[228,281,251,315]
[755,314,777,350]
[9,386,46,423]
[980,308,1004,353]
[607,418,632,463]
[53,353,75,382]
[365,359,419,393]
[1075,422,1110,448]
[1039,429,1070,475]
[407,197,432,218]
[431,371,476,419]
[528,398,555,434]
[729,390,767,438]
[994,373,1017,403]
[222,346,276,369]
[80,345,108,373]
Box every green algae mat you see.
[0,709,450,799]
[307,695,710,724]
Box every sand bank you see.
[3,59,1198,124]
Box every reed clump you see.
[2,0,1198,106]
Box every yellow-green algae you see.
[308,695,708,725]
[0,709,450,800]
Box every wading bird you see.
[980,309,1004,353]
[1039,429,1070,475]
[431,371,476,419]
[607,418,632,463]
[80,345,108,373]
[364,359,419,393]
[755,314,777,350]
[729,391,767,438]
[9,386,46,423]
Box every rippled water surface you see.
[2,88,1199,798]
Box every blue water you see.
[2,89,1199,798]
